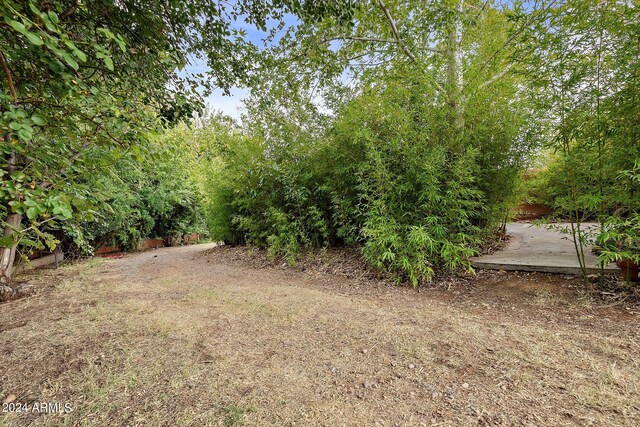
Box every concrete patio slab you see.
[471,222,618,275]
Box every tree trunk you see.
[0,213,21,284]
[1,147,20,285]
[446,0,464,135]
[1,52,22,290]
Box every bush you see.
[598,214,640,267]
[62,127,206,253]
[199,69,531,285]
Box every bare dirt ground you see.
[1,243,639,427]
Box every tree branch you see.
[376,0,418,64]
[346,36,398,44]
[477,63,514,90]
[60,0,79,20]
[0,50,17,103]
[474,0,558,79]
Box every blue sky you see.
[181,58,248,119]
[199,87,249,120]
[185,13,298,120]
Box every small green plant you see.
[598,214,640,277]
[222,404,255,427]
[597,163,640,274]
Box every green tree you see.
[516,0,640,279]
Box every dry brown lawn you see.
[1,243,639,426]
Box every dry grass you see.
[1,244,639,426]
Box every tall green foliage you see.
[201,51,534,285]
[516,0,639,277]
[518,0,639,217]
[197,1,539,285]
[63,127,206,253]
[329,75,485,283]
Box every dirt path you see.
[1,244,639,426]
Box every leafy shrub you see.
[598,214,640,267]
[532,146,640,221]
[597,164,640,274]
[62,127,206,253]
[199,67,531,285]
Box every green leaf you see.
[17,128,33,141]
[98,28,116,39]
[7,19,27,34]
[31,115,46,126]
[60,208,73,219]
[8,17,44,45]
[73,49,87,62]
[96,51,113,71]
[28,2,41,15]
[116,37,126,52]
[26,206,39,220]
[43,19,58,33]
[25,31,44,46]
[103,56,114,71]
[0,235,15,248]
[48,11,59,24]
[18,238,41,248]
[60,51,79,70]
[9,200,24,214]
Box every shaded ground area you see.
[1,244,639,426]
[471,223,617,275]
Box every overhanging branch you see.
[0,50,18,103]
[376,0,418,64]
